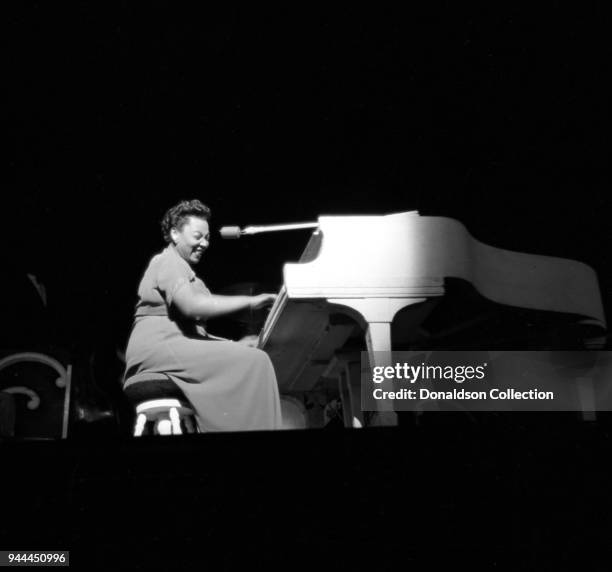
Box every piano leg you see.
[328,297,428,428]
[364,322,399,426]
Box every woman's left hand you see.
[237,334,259,348]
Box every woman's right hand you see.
[249,293,277,310]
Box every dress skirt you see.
[125,316,282,432]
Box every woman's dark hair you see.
[161,199,211,243]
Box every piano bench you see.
[123,373,199,436]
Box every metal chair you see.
[0,352,72,438]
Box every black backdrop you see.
[4,4,610,350]
[3,6,612,567]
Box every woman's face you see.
[170,216,210,266]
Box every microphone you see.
[219,226,242,239]
[219,221,318,239]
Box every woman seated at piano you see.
[124,199,282,432]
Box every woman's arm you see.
[172,283,276,321]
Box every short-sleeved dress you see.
[124,244,282,432]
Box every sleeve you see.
[155,254,196,307]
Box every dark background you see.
[4,3,610,354]
[2,5,612,568]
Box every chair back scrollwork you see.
[0,352,72,439]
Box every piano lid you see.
[279,211,606,327]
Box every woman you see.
[124,199,282,431]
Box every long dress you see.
[124,244,282,432]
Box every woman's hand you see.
[249,293,277,310]
[204,333,231,342]
[237,334,259,348]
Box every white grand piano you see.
[257,211,607,428]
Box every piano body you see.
[258,211,607,428]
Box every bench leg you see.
[134,413,147,437]
[169,407,182,434]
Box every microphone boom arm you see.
[243,222,318,235]
[220,222,318,238]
